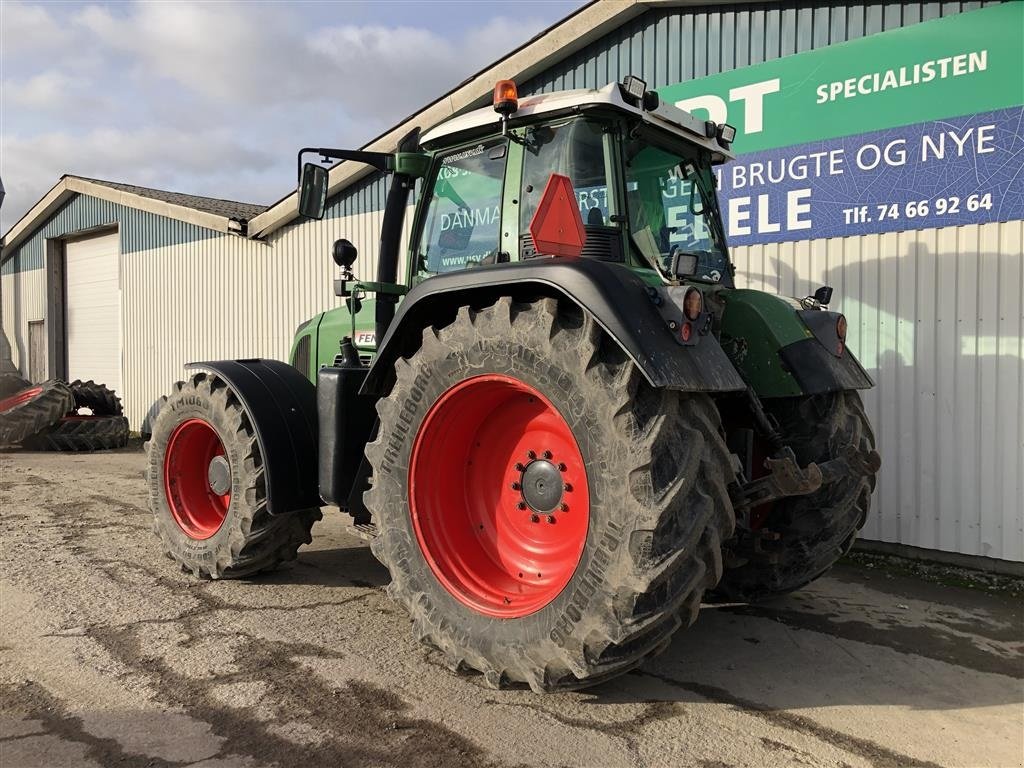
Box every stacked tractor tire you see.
[0,374,129,451]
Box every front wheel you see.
[366,297,735,691]
[146,372,321,578]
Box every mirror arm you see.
[296,148,393,181]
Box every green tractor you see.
[146,77,879,692]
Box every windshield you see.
[623,135,730,283]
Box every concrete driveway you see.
[2,447,1021,768]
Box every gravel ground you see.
[2,446,1022,768]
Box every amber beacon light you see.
[493,80,519,116]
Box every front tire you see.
[146,372,321,579]
[366,297,734,691]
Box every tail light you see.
[836,314,848,340]
[683,288,703,321]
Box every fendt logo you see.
[675,78,780,136]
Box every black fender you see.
[185,359,320,515]
[361,258,746,396]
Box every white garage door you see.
[66,231,121,395]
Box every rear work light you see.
[619,75,647,105]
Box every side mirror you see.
[298,163,329,220]
[332,238,357,269]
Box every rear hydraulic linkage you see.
[729,386,881,513]
[730,443,881,511]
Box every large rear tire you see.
[146,372,321,579]
[366,297,734,691]
[0,380,73,446]
[713,391,876,602]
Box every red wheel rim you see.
[0,386,43,413]
[409,374,589,618]
[163,418,230,540]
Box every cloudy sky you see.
[0,0,582,232]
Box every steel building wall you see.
[1,263,47,374]
[520,1,1000,94]
[119,203,415,429]
[731,222,1024,562]
[522,0,1022,562]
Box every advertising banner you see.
[657,3,1024,246]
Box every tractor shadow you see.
[578,562,1023,713]
[264,539,391,590]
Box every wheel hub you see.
[520,458,563,513]
[207,455,231,496]
[163,418,231,540]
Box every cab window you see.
[416,139,507,274]
[623,138,730,282]
[519,119,619,260]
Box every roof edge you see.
[247,0,648,239]
[2,176,239,256]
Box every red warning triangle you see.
[529,173,587,258]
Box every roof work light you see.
[619,75,647,105]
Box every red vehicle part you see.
[163,418,231,539]
[409,374,589,618]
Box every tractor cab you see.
[292,76,740,366]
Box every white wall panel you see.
[731,221,1024,562]
[119,207,415,431]
[1,268,47,377]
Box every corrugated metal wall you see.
[731,222,1024,562]
[521,1,1001,94]
[2,1,1019,562]
[1,268,47,375]
[121,205,415,429]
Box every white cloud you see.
[1,1,565,231]
[3,72,85,110]
[1,128,280,230]
[0,1,74,56]
[74,2,335,104]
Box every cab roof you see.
[420,82,734,163]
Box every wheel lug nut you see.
[560,502,569,512]
[517,501,527,510]
[527,450,537,460]
[557,463,567,472]
[542,450,553,460]
[563,483,572,492]
[514,463,525,472]
[530,514,540,523]
[511,481,521,491]
[546,515,556,524]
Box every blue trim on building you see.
[2,193,229,275]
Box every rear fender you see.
[185,359,320,515]
[361,259,746,396]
